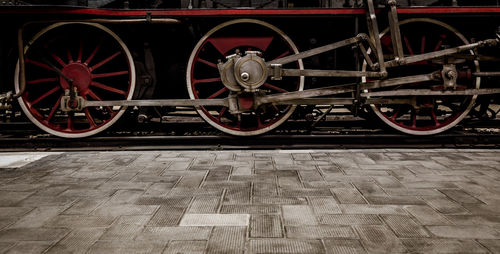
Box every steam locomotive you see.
[0,0,499,137]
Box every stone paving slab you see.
[0,149,500,253]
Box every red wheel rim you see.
[15,23,135,138]
[367,19,479,135]
[187,19,304,136]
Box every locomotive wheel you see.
[363,18,479,135]
[15,22,135,138]
[187,19,304,136]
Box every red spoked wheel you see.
[186,19,304,136]
[15,22,135,138]
[363,18,479,135]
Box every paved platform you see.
[0,149,499,253]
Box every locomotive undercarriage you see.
[1,0,500,137]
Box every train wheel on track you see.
[15,22,135,138]
[363,18,480,135]
[187,19,304,136]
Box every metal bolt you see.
[241,72,250,81]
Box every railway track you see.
[1,126,498,151]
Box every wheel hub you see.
[218,51,268,92]
[60,63,92,94]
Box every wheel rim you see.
[364,18,479,135]
[15,22,135,138]
[186,19,304,136]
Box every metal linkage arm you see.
[82,99,228,108]
[267,34,368,66]
[279,69,384,78]
[385,38,499,68]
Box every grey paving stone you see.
[331,188,366,204]
[309,197,341,214]
[439,189,482,204]
[46,228,105,254]
[402,238,490,254]
[372,176,404,188]
[187,196,220,214]
[175,175,205,188]
[340,204,407,215]
[355,225,406,253]
[9,206,64,228]
[224,188,250,204]
[421,196,469,215]
[324,239,367,254]
[92,204,158,217]
[206,226,246,254]
[144,182,174,196]
[249,239,324,254]
[44,215,115,228]
[137,227,211,241]
[253,196,308,205]
[147,206,186,226]
[179,214,249,226]
[281,188,332,197]
[220,205,280,214]
[100,223,144,240]
[250,215,282,238]
[365,195,426,205]
[303,181,351,189]
[478,239,500,253]
[0,228,69,242]
[404,205,451,225]
[299,171,324,182]
[282,205,318,225]
[62,198,109,215]
[0,191,34,206]
[88,240,166,254]
[0,207,32,217]
[383,188,443,196]
[286,225,357,239]
[444,215,500,226]
[4,241,52,254]
[163,240,207,254]
[426,225,500,239]
[381,215,429,237]
[253,182,278,196]
[319,214,382,225]
[135,196,192,207]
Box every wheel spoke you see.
[90,81,127,96]
[26,58,54,71]
[381,36,394,53]
[90,51,121,71]
[50,53,67,67]
[84,108,96,127]
[263,83,287,93]
[390,107,400,120]
[27,77,58,85]
[47,94,62,123]
[433,34,447,52]
[273,50,290,61]
[193,77,222,85]
[196,58,218,68]
[77,40,83,62]
[207,87,228,99]
[67,112,73,130]
[30,86,60,106]
[217,107,227,121]
[431,109,440,126]
[85,38,103,65]
[411,109,417,128]
[403,36,414,55]
[92,70,129,79]
[67,49,73,63]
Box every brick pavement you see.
[0,149,499,253]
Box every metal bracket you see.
[270,64,283,80]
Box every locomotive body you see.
[0,0,499,137]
